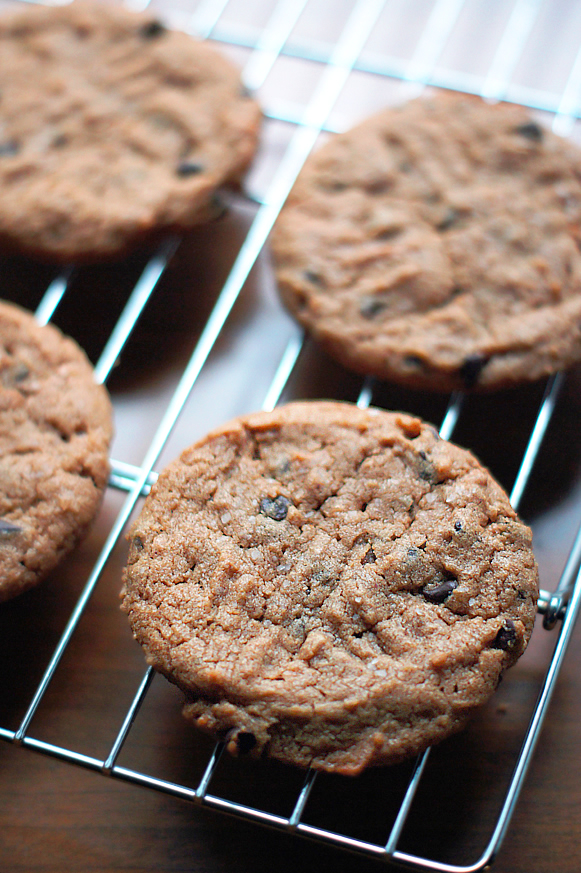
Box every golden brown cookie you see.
[0,300,113,602]
[121,401,538,775]
[0,1,261,262]
[272,91,581,392]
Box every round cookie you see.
[0,1,261,262]
[272,91,581,392]
[0,300,113,602]
[121,400,538,775]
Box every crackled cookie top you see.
[272,91,581,392]
[122,401,538,774]
[0,1,260,262]
[0,300,112,601]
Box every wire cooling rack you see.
[1,0,581,870]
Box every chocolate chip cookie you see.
[121,401,538,774]
[0,300,113,602]
[272,91,581,392]
[0,1,260,262]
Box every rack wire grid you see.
[1,0,581,870]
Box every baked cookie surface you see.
[0,1,260,262]
[121,400,538,774]
[0,301,113,602]
[272,91,581,392]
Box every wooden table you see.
[1,1,581,871]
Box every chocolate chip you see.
[237,731,257,754]
[437,207,461,231]
[359,297,386,319]
[492,619,517,651]
[454,520,462,531]
[304,270,323,286]
[14,364,29,382]
[176,161,204,177]
[423,576,458,603]
[404,354,424,370]
[132,536,144,552]
[208,192,228,220]
[459,353,488,388]
[259,495,290,521]
[515,122,543,142]
[320,179,347,192]
[365,178,391,195]
[0,140,19,157]
[52,134,69,148]
[139,20,166,39]
[0,518,21,536]
[417,451,440,484]
[2,363,29,387]
[362,547,376,564]
[272,457,291,477]
[374,225,402,241]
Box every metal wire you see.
[3,1,581,871]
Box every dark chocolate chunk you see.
[139,20,166,39]
[404,354,425,370]
[259,495,290,521]
[454,520,462,531]
[416,451,440,484]
[459,353,488,388]
[515,122,543,142]
[225,728,257,755]
[235,731,257,755]
[176,161,204,178]
[365,178,391,195]
[1,363,29,387]
[272,457,291,477]
[304,270,323,286]
[323,180,347,192]
[14,363,29,382]
[208,192,228,220]
[362,547,376,564]
[374,225,402,241]
[423,576,458,603]
[492,619,517,651]
[52,134,69,148]
[311,565,334,585]
[0,140,19,157]
[0,518,22,536]
[360,297,386,319]
[437,207,461,231]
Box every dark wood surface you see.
[2,2,581,871]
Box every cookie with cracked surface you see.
[0,1,260,262]
[272,90,581,392]
[0,300,113,602]
[121,400,538,775]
